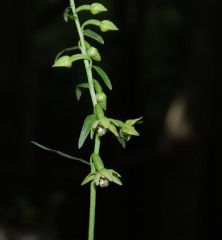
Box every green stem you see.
[88,135,100,240]
[70,1,100,240]
[70,0,97,107]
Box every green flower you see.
[90,3,107,15]
[111,117,142,141]
[100,20,119,32]
[52,55,72,68]
[81,168,122,187]
[81,153,122,187]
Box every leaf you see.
[121,125,140,136]
[63,7,73,22]
[81,172,97,186]
[82,19,101,29]
[31,141,90,165]
[71,54,91,64]
[108,124,119,137]
[98,117,110,128]
[75,83,89,101]
[54,46,79,63]
[112,175,123,185]
[78,114,97,148]
[93,65,112,90]
[125,117,143,126]
[75,87,82,101]
[110,118,124,127]
[111,169,122,178]
[84,29,104,44]
[78,83,89,88]
[117,137,126,148]
[101,169,113,182]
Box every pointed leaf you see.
[31,141,90,165]
[81,172,97,186]
[121,125,140,136]
[110,119,124,127]
[84,29,104,44]
[54,46,79,63]
[78,114,97,148]
[108,124,119,137]
[125,117,143,126]
[82,19,101,29]
[112,175,123,185]
[63,7,73,22]
[98,117,110,128]
[78,83,89,88]
[75,87,82,101]
[111,169,122,178]
[71,54,91,64]
[93,65,112,90]
[117,137,126,148]
[101,169,113,182]
[75,83,89,101]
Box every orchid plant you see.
[32,1,141,239]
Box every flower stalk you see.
[32,1,142,240]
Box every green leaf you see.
[125,117,143,126]
[98,117,110,128]
[78,114,97,148]
[75,87,82,101]
[101,169,113,182]
[93,65,112,90]
[75,4,91,14]
[117,137,126,148]
[121,125,140,136]
[111,169,122,178]
[82,19,101,29]
[84,29,104,44]
[111,175,123,185]
[31,141,90,165]
[71,54,91,64]
[110,119,124,127]
[78,83,89,88]
[75,83,89,101]
[54,46,79,63]
[63,7,73,22]
[81,172,97,186]
[108,124,119,137]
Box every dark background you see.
[0,0,220,239]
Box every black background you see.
[0,0,221,239]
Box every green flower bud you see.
[93,80,103,93]
[87,47,101,61]
[90,3,107,15]
[91,153,104,172]
[96,92,107,110]
[94,103,104,119]
[100,20,119,32]
[52,55,72,68]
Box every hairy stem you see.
[70,1,100,239]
